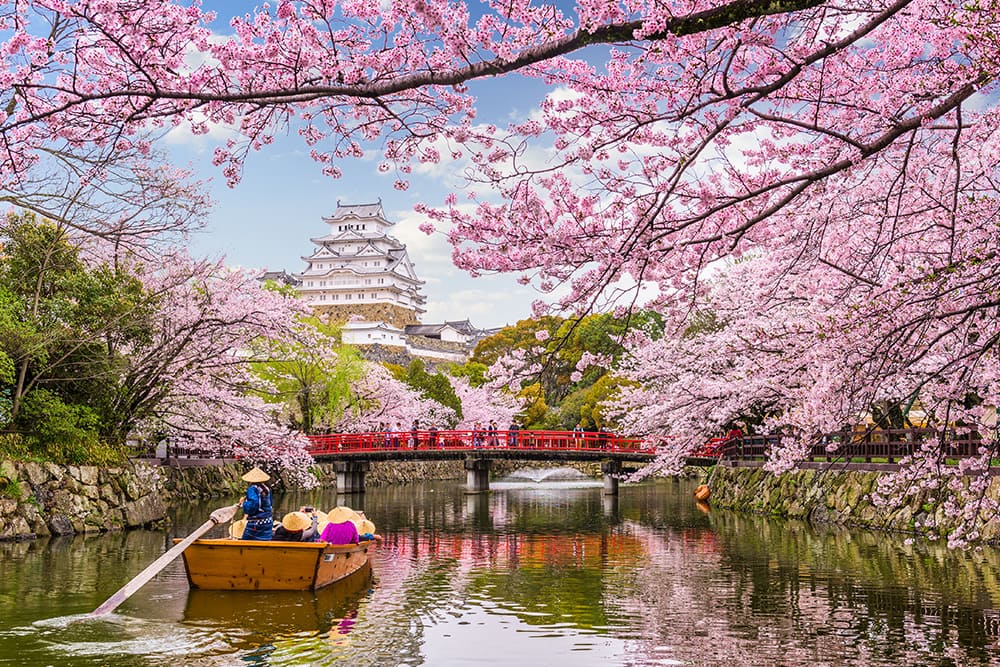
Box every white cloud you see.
[164,111,241,148]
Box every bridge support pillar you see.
[464,457,492,494]
[334,460,370,494]
[601,460,622,496]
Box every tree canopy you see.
[3,0,1000,540]
[3,0,992,443]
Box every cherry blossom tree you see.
[2,1,993,406]
[333,362,455,431]
[3,1,1000,530]
[449,374,522,430]
[3,139,211,247]
[113,250,317,480]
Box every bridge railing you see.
[306,429,652,456]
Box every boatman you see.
[239,467,273,540]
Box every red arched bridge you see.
[305,428,659,495]
[155,426,991,495]
[303,425,994,493]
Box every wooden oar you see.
[90,503,241,617]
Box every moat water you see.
[2,478,999,666]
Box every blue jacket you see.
[240,483,273,540]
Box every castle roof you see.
[325,200,387,222]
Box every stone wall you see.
[0,460,262,541]
[709,465,1000,543]
[0,459,169,540]
[319,303,420,328]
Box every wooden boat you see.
[175,538,373,591]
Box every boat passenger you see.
[356,519,383,543]
[319,506,360,544]
[239,467,273,541]
[229,518,247,539]
[272,510,319,542]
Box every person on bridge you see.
[428,423,440,448]
[507,420,519,447]
[410,419,420,449]
[487,419,499,447]
[239,467,273,541]
[472,421,484,448]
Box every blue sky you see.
[166,99,541,330]
[162,8,576,330]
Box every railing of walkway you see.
[715,428,991,464]
[306,429,652,456]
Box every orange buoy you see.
[693,484,711,501]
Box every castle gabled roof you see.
[326,200,386,222]
[310,228,372,244]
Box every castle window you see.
[345,294,351,300]
[371,293,376,299]
[319,294,326,301]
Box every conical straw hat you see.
[357,519,376,535]
[327,505,359,524]
[241,467,270,483]
[229,518,247,539]
[281,511,311,532]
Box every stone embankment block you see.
[710,466,1000,544]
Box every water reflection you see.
[1,479,1000,665]
[182,564,372,635]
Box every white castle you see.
[285,200,491,361]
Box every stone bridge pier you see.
[334,460,370,494]
[601,459,622,496]
[464,457,492,494]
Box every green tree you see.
[0,212,157,458]
[393,359,462,425]
[1,212,84,422]
[517,383,548,429]
[557,375,628,430]
[447,360,489,387]
[472,312,663,425]
[0,288,18,428]
[252,315,366,433]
